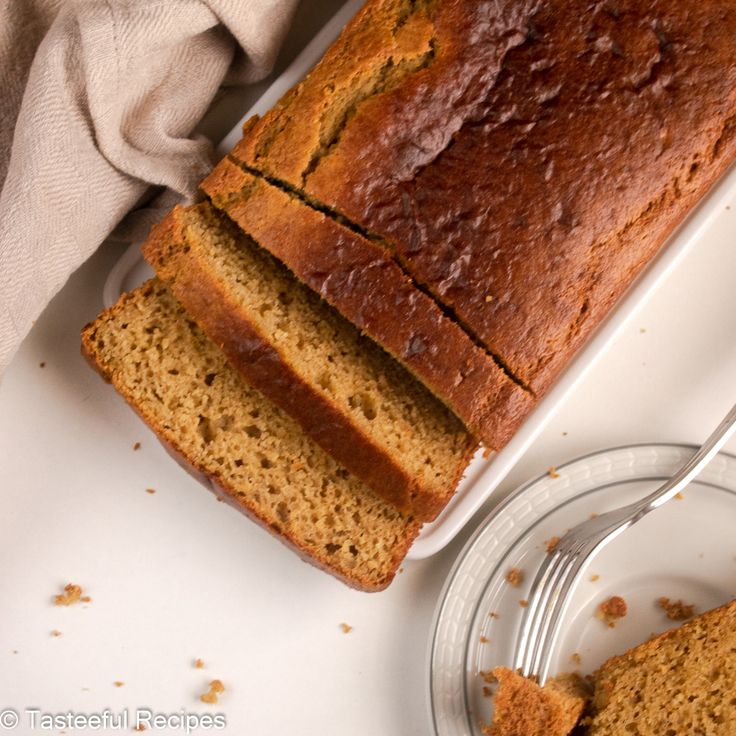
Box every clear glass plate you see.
[428,444,736,736]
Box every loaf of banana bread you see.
[223,0,736,396]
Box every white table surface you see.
[2,5,736,735]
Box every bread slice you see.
[81,280,421,591]
[586,598,736,734]
[201,159,535,450]
[141,202,475,520]
[484,668,588,736]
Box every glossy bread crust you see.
[231,0,736,395]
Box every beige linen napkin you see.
[0,0,299,376]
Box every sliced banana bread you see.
[586,599,736,734]
[141,201,476,520]
[484,668,588,736]
[81,280,421,591]
[201,159,534,449]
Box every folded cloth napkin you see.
[0,0,299,376]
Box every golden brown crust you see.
[141,205,473,520]
[81,308,420,592]
[231,0,736,397]
[202,160,534,448]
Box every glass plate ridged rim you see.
[427,443,736,736]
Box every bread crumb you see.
[133,725,146,732]
[571,652,582,665]
[590,512,599,519]
[54,583,87,606]
[482,685,494,698]
[485,295,494,302]
[194,658,205,669]
[133,442,141,451]
[339,622,353,634]
[505,568,524,588]
[548,467,560,479]
[39,362,46,368]
[590,574,600,582]
[657,597,695,621]
[639,328,646,334]
[488,612,500,620]
[519,599,528,608]
[482,446,493,459]
[398,567,404,574]
[562,431,568,436]
[480,670,497,684]
[480,635,490,644]
[200,679,225,704]
[51,630,62,637]
[674,492,684,500]
[544,536,561,555]
[114,681,124,688]
[145,488,156,495]
[596,596,628,627]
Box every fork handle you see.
[632,401,736,522]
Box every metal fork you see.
[513,402,736,684]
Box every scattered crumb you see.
[639,328,646,334]
[590,574,600,582]
[547,467,560,479]
[51,630,62,637]
[485,295,494,302]
[399,567,404,574]
[480,670,497,684]
[505,568,524,588]
[482,446,493,460]
[12,650,18,654]
[519,599,528,608]
[674,492,684,500]
[339,623,353,634]
[54,583,87,606]
[482,686,494,698]
[544,536,561,555]
[596,596,628,628]
[590,512,599,519]
[133,442,141,451]
[39,361,46,368]
[488,612,500,620]
[571,652,582,665]
[194,658,205,669]
[200,679,225,705]
[562,431,568,436]
[114,681,125,688]
[657,597,695,621]
[480,635,490,644]
[145,488,156,495]
[133,725,146,732]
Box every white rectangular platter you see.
[104,0,736,559]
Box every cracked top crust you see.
[231,0,736,395]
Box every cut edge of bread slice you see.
[201,158,536,450]
[81,279,421,591]
[141,201,476,520]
